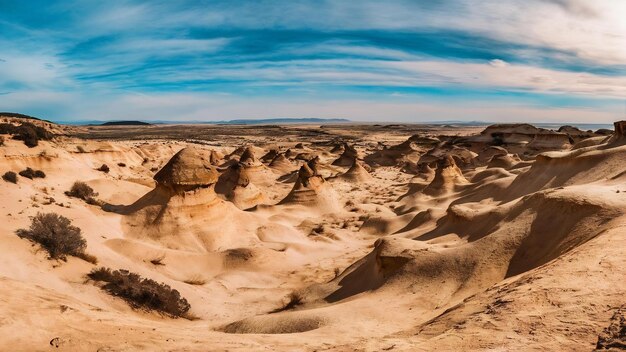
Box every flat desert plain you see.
[0,115,624,351]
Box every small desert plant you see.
[270,292,303,313]
[16,212,96,263]
[65,181,98,203]
[149,254,166,266]
[0,122,51,148]
[183,276,207,285]
[97,164,110,173]
[491,133,505,146]
[87,267,191,318]
[2,171,17,183]
[18,167,46,179]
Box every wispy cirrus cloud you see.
[0,0,624,122]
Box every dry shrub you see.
[87,267,191,318]
[183,276,207,285]
[97,164,110,173]
[270,292,304,313]
[2,171,17,183]
[18,167,46,179]
[16,212,96,263]
[149,254,166,265]
[0,122,52,147]
[65,181,99,204]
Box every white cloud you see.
[489,59,509,68]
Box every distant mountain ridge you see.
[55,117,351,125]
[216,118,350,125]
[100,121,152,126]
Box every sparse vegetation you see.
[65,181,99,204]
[270,292,304,313]
[149,254,166,266]
[117,162,126,167]
[491,133,505,146]
[183,276,207,285]
[87,267,191,318]
[2,171,17,183]
[0,122,53,148]
[97,164,110,173]
[16,212,96,263]
[225,248,253,262]
[18,167,46,179]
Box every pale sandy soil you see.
[0,117,624,351]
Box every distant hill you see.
[0,112,52,123]
[100,121,152,126]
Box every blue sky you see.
[1,0,625,123]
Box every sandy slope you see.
[0,117,624,351]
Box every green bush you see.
[87,268,191,318]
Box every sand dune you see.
[1,115,624,351]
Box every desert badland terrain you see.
[0,115,624,351]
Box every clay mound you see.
[483,123,543,135]
[215,163,266,209]
[102,148,264,251]
[339,160,373,182]
[487,154,519,169]
[558,125,597,143]
[422,155,468,196]
[332,143,359,166]
[294,142,312,150]
[572,136,608,149]
[260,148,279,163]
[476,146,508,164]
[153,147,219,191]
[415,163,435,180]
[208,150,224,165]
[278,163,340,211]
[500,134,626,201]
[306,184,622,313]
[470,167,515,183]
[608,120,625,146]
[294,152,317,162]
[419,145,477,169]
[526,132,572,151]
[268,153,296,173]
[596,128,614,136]
[329,143,345,154]
[462,123,557,151]
[364,134,438,166]
[239,147,262,167]
[227,145,265,160]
